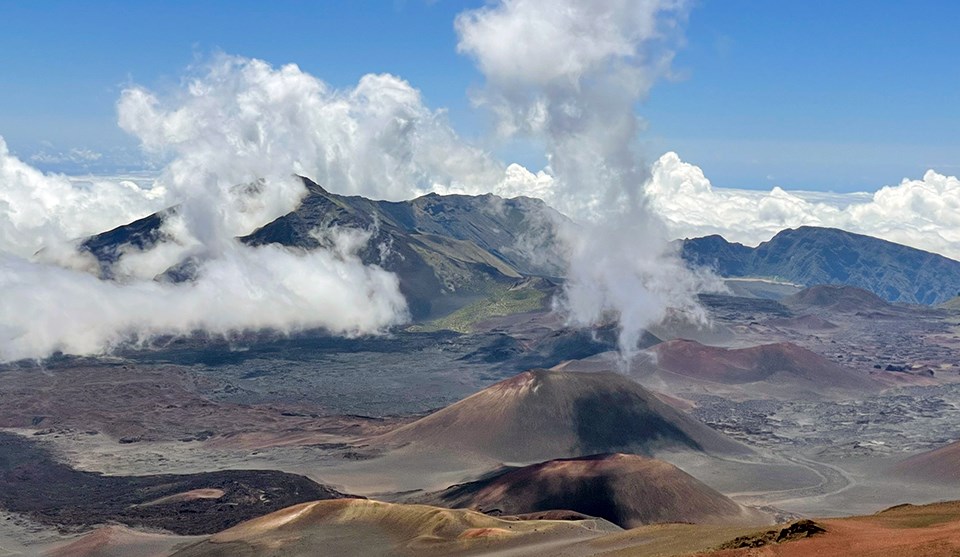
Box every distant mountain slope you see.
[417,453,769,528]
[643,339,881,400]
[783,285,892,313]
[81,177,565,320]
[939,296,960,310]
[681,226,960,304]
[240,179,564,278]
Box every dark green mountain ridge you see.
[80,182,960,317]
[681,226,960,305]
[81,177,565,319]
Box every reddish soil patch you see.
[653,339,877,391]
[895,441,960,483]
[703,502,960,557]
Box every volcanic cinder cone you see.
[372,368,749,462]
[419,453,771,528]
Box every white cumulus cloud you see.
[0,137,168,258]
[0,239,407,362]
[647,152,960,260]
[118,57,508,212]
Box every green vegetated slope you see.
[413,279,550,333]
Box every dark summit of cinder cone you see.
[419,453,770,528]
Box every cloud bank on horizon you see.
[649,152,960,260]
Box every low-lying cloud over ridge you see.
[0,241,407,361]
[649,152,960,260]
[0,137,169,258]
[0,55,514,361]
[6,56,518,360]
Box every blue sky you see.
[1,0,957,191]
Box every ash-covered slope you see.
[168,499,960,557]
[681,226,960,304]
[80,177,565,319]
[418,453,769,528]
[45,525,199,557]
[373,369,749,462]
[895,441,960,483]
[169,499,619,557]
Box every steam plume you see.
[456,0,705,361]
